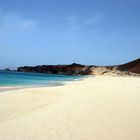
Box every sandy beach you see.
[0,76,140,140]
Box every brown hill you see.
[17,58,140,76]
[117,58,140,74]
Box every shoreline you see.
[0,75,88,93]
[0,75,139,95]
[0,76,140,140]
[0,75,139,94]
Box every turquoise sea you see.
[0,71,85,87]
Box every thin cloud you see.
[20,20,39,29]
[64,14,81,31]
[85,13,102,25]
[65,15,78,25]
[65,13,102,30]
[0,10,40,33]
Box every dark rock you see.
[17,58,140,76]
[17,63,92,75]
[117,58,140,74]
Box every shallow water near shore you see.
[0,70,85,88]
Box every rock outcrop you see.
[17,58,140,76]
[117,58,140,74]
[17,63,92,75]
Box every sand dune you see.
[0,77,140,140]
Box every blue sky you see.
[0,0,140,69]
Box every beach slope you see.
[0,77,140,140]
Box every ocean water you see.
[0,70,85,87]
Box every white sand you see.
[0,76,140,140]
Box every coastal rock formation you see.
[17,58,140,76]
[17,63,92,75]
[117,58,140,74]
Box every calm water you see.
[0,71,85,87]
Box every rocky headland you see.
[17,58,140,76]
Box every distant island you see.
[17,58,140,76]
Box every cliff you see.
[17,58,140,76]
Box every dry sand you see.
[0,76,140,140]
